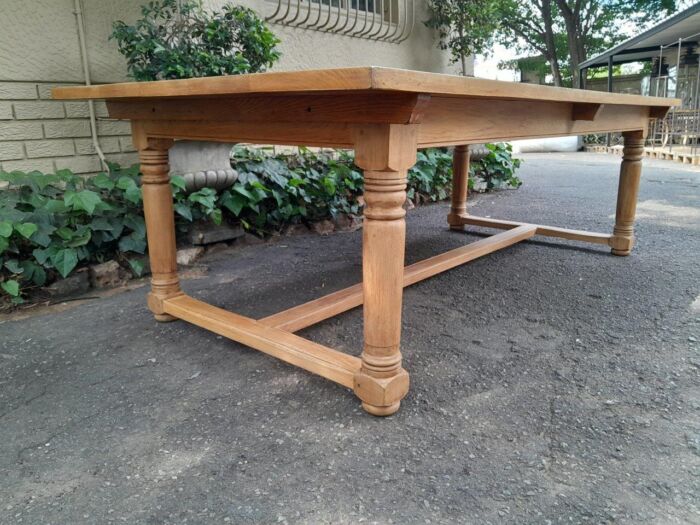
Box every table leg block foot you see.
[154,313,178,322]
[611,248,632,257]
[362,401,401,417]
[609,235,634,256]
[354,368,409,417]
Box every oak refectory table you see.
[53,67,679,416]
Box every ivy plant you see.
[0,144,521,305]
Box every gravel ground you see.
[1,152,699,524]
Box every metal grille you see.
[266,0,415,43]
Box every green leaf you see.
[89,217,113,231]
[0,221,12,238]
[116,176,137,190]
[91,172,115,190]
[231,183,257,201]
[1,280,20,297]
[56,226,74,241]
[124,185,142,204]
[210,208,222,225]
[118,232,146,254]
[64,190,103,215]
[32,247,51,265]
[50,248,79,278]
[127,258,145,277]
[44,199,68,213]
[4,259,23,274]
[31,265,47,286]
[220,192,246,216]
[174,203,193,221]
[14,222,38,239]
[0,237,9,255]
[170,175,187,191]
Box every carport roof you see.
[579,2,700,69]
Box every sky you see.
[474,44,521,81]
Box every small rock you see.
[47,268,90,297]
[89,260,129,289]
[284,223,309,236]
[311,219,335,235]
[241,233,264,246]
[334,214,363,232]
[176,246,204,266]
[689,335,697,343]
[403,198,415,211]
[204,243,229,256]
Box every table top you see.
[53,67,678,109]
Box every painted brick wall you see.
[0,81,137,175]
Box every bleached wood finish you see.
[610,131,645,256]
[451,215,613,246]
[261,225,536,333]
[350,124,417,416]
[448,144,470,231]
[163,295,361,388]
[54,66,673,108]
[137,135,182,322]
[52,67,678,416]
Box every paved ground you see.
[1,152,699,525]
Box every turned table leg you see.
[138,138,182,321]
[611,130,644,256]
[352,124,417,416]
[447,144,470,230]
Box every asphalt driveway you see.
[1,152,699,524]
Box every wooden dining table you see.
[53,67,678,416]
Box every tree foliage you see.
[425,0,500,75]
[111,0,281,80]
[495,0,683,87]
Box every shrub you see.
[110,0,281,81]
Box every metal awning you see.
[580,2,700,69]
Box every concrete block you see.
[75,137,121,155]
[0,82,37,100]
[14,101,65,120]
[44,120,91,138]
[25,139,74,158]
[0,142,24,161]
[54,155,102,174]
[64,101,90,118]
[97,120,131,136]
[0,102,13,120]
[1,158,54,173]
[0,121,43,141]
[189,223,244,245]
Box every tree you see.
[425,0,500,76]
[495,0,682,87]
